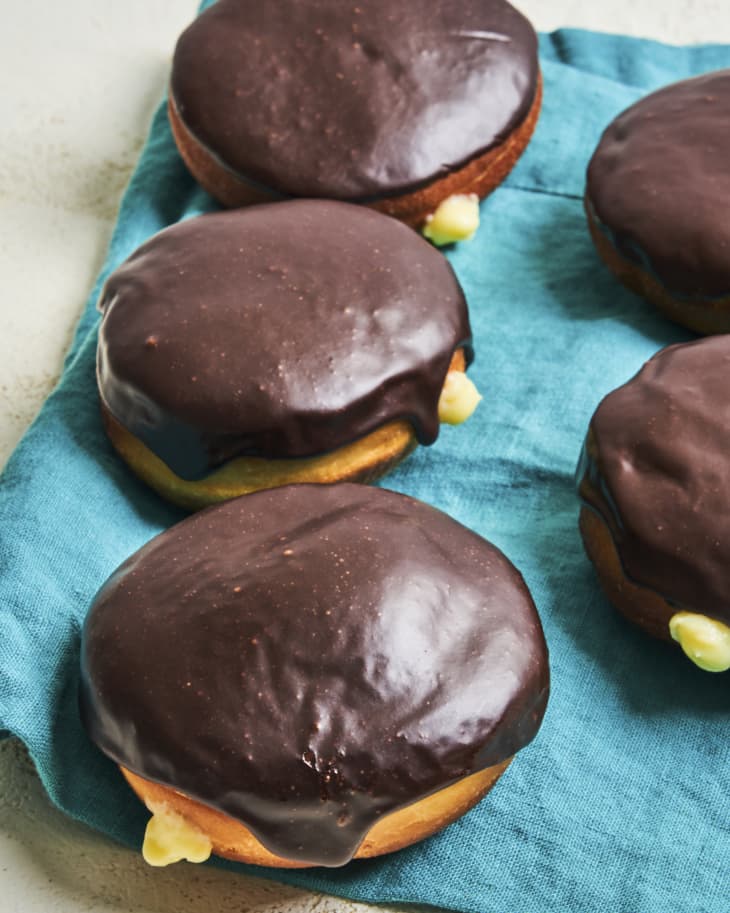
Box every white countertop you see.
[1,3,729,911]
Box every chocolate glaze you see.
[578,336,730,625]
[97,201,472,480]
[587,70,730,298]
[80,483,549,866]
[170,0,539,201]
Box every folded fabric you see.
[1,19,729,913]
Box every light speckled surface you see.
[1,2,729,911]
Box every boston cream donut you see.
[586,70,730,334]
[577,337,730,672]
[169,0,542,242]
[80,483,550,868]
[97,201,479,510]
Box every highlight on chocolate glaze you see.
[80,483,550,867]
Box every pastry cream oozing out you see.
[669,612,730,673]
[438,370,482,425]
[422,194,481,246]
[142,801,212,866]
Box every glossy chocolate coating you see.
[80,483,549,866]
[578,336,730,625]
[97,201,472,480]
[587,70,730,298]
[170,0,539,200]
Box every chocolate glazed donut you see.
[577,337,730,672]
[168,0,542,227]
[80,483,550,867]
[97,201,480,509]
[586,70,730,334]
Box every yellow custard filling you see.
[142,801,212,867]
[438,370,482,425]
[422,194,481,246]
[669,612,730,673]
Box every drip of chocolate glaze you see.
[170,0,539,200]
[80,483,549,866]
[97,201,472,480]
[587,69,730,298]
[577,335,730,625]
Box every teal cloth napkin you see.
[1,21,729,913]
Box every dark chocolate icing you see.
[578,336,730,625]
[97,201,472,480]
[170,0,539,200]
[587,70,730,298]
[80,483,549,866]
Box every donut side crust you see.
[579,502,676,642]
[102,352,466,510]
[168,74,542,228]
[585,197,730,335]
[103,410,416,511]
[122,758,512,868]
